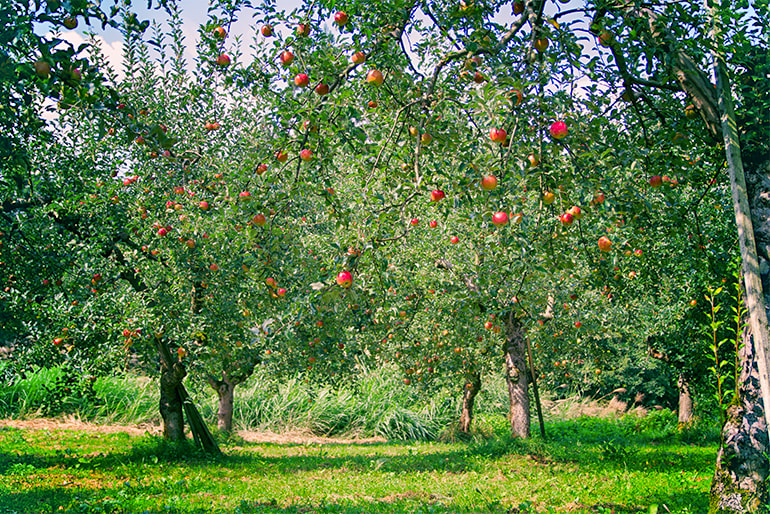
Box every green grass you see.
[0,415,716,514]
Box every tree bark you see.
[677,373,694,427]
[159,358,187,441]
[710,325,770,513]
[459,372,481,434]
[505,313,530,438]
[208,373,237,433]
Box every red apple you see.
[261,24,273,37]
[239,191,252,201]
[485,321,493,330]
[296,23,310,36]
[300,149,313,161]
[481,175,498,191]
[528,154,540,167]
[157,227,168,237]
[252,214,266,226]
[277,288,286,297]
[209,263,219,271]
[489,128,507,144]
[275,150,288,162]
[280,50,294,67]
[549,121,568,139]
[567,206,582,220]
[410,218,419,226]
[63,16,78,29]
[351,51,366,65]
[421,133,433,145]
[216,54,230,67]
[649,175,663,188]
[560,212,574,226]
[598,236,612,252]
[430,189,445,202]
[213,26,227,39]
[450,236,460,244]
[592,192,605,204]
[510,212,523,224]
[685,104,697,119]
[598,31,614,47]
[265,277,277,288]
[199,201,209,210]
[314,83,329,96]
[429,220,438,228]
[334,11,349,27]
[634,249,643,257]
[294,73,310,87]
[366,69,384,86]
[492,211,508,227]
[574,321,582,328]
[336,271,353,288]
[473,72,485,83]
[256,163,268,175]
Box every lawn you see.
[0,415,716,514]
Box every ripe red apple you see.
[574,321,582,328]
[63,16,78,29]
[549,121,568,139]
[239,191,252,201]
[430,189,445,202]
[429,220,438,228]
[252,214,266,226]
[598,31,614,47]
[527,154,540,167]
[261,24,273,37]
[296,23,310,36]
[351,51,366,65]
[256,163,268,175]
[513,1,524,14]
[473,72,485,83]
[534,37,549,52]
[567,206,582,220]
[366,69,384,86]
[213,26,227,39]
[33,60,51,79]
[157,227,168,237]
[336,271,353,288]
[280,50,294,67]
[275,150,288,162]
[368,100,378,108]
[560,212,574,226]
[294,73,310,87]
[216,54,230,67]
[334,11,349,27]
[542,191,555,205]
[199,201,209,210]
[485,321,493,330]
[598,236,612,252]
[277,288,286,297]
[450,236,460,244]
[209,263,219,271]
[649,175,663,188]
[492,211,508,227]
[53,337,64,346]
[410,218,419,226]
[569,293,578,300]
[300,149,313,161]
[481,175,498,191]
[634,249,643,257]
[265,277,277,288]
[489,128,507,144]
[314,83,329,96]
[592,192,605,204]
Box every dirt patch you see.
[235,429,387,446]
[0,417,162,436]
[0,418,386,445]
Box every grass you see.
[0,414,717,514]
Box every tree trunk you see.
[459,372,481,434]
[505,313,530,438]
[678,374,694,427]
[159,359,187,441]
[710,325,770,513]
[208,373,237,433]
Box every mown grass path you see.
[0,418,716,514]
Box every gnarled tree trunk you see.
[208,372,238,433]
[459,372,481,434]
[505,313,530,438]
[710,324,770,512]
[678,373,694,427]
[159,357,187,441]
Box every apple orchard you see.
[0,0,767,510]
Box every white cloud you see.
[58,30,125,80]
